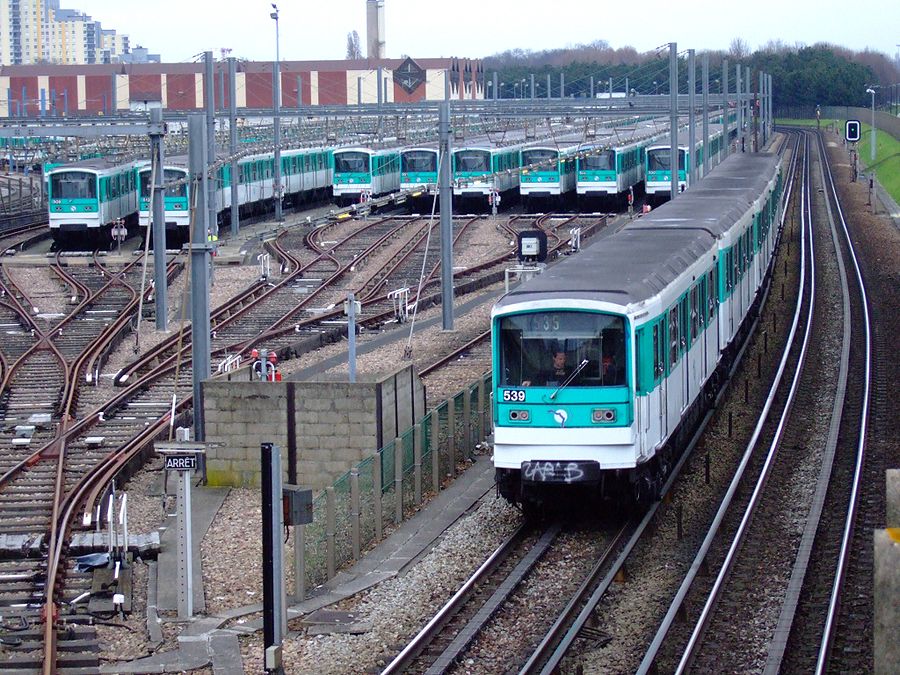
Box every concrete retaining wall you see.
[202,364,426,490]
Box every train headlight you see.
[592,408,617,423]
[508,409,530,422]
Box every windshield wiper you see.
[549,359,589,400]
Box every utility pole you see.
[271,6,284,222]
[439,80,454,331]
[188,115,212,451]
[722,59,729,161]
[205,52,217,237]
[669,42,679,200]
[688,49,697,187]
[702,52,710,176]
[228,57,239,237]
[149,107,167,330]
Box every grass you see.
[776,117,900,208]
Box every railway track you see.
[0,251,180,673]
[0,210,605,671]
[627,130,871,673]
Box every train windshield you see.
[139,169,187,198]
[50,171,96,199]
[334,152,370,173]
[401,151,437,173]
[455,150,490,173]
[497,311,627,388]
[580,150,616,171]
[648,148,687,172]
[521,149,558,171]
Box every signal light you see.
[845,120,861,143]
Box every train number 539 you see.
[502,389,526,402]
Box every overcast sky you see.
[72,0,900,63]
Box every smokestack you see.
[366,0,385,59]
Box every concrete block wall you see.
[203,364,425,491]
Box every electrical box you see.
[282,484,313,526]
[517,230,548,262]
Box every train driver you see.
[522,349,572,387]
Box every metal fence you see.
[299,371,492,593]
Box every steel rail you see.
[813,127,873,675]
[635,132,809,674]
[672,132,819,674]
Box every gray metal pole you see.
[669,42,679,200]
[229,57,240,237]
[722,59,729,160]
[296,75,302,107]
[590,76,594,99]
[734,63,744,149]
[218,65,225,113]
[273,24,283,221]
[270,445,285,643]
[609,77,613,98]
[188,115,211,446]
[871,90,876,163]
[357,77,362,105]
[530,74,535,100]
[176,469,193,618]
[702,52,710,176]
[110,73,117,113]
[758,70,764,150]
[560,72,565,99]
[745,65,751,152]
[625,77,629,97]
[547,73,551,99]
[150,107,167,331]
[688,49,697,187]
[439,99,454,331]
[348,292,357,383]
[205,52,217,236]
[493,72,498,101]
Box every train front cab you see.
[492,307,637,509]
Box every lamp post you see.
[866,86,876,163]
[271,3,283,221]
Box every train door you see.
[681,297,690,408]
[667,305,679,431]
[654,321,666,444]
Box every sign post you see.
[155,441,207,619]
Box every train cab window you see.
[521,149,558,172]
[52,171,96,200]
[335,152,370,174]
[581,150,615,171]
[402,150,437,173]
[497,311,626,388]
[455,150,490,173]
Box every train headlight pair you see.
[592,408,617,423]
[509,410,530,422]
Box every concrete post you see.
[688,49,697,187]
[350,468,360,560]
[228,57,239,237]
[205,52,217,237]
[325,486,335,579]
[702,53,710,176]
[394,440,403,524]
[431,412,441,494]
[462,388,472,459]
[447,398,456,477]
[373,452,383,541]
[149,108,167,331]
[439,99,454,330]
[669,42,679,200]
[476,379,485,443]
[413,424,422,505]
[176,470,193,618]
[722,59,730,161]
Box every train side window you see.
[652,323,662,379]
[691,286,700,338]
[708,270,716,319]
[668,307,678,367]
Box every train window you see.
[691,286,700,340]
[521,149,557,171]
[455,150,490,173]
[497,311,626,388]
[51,171,96,200]
[669,307,678,367]
[708,270,716,319]
[335,152,370,174]
[652,323,662,379]
[582,150,615,171]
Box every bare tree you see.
[346,30,362,60]
[728,37,750,60]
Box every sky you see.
[71,0,900,64]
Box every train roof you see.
[333,147,398,156]
[46,157,137,173]
[647,123,726,152]
[495,152,780,311]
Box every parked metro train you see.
[491,151,783,510]
[47,157,141,242]
[332,148,400,206]
[644,122,737,201]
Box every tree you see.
[346,31,362,60]
[729,38,750,61]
